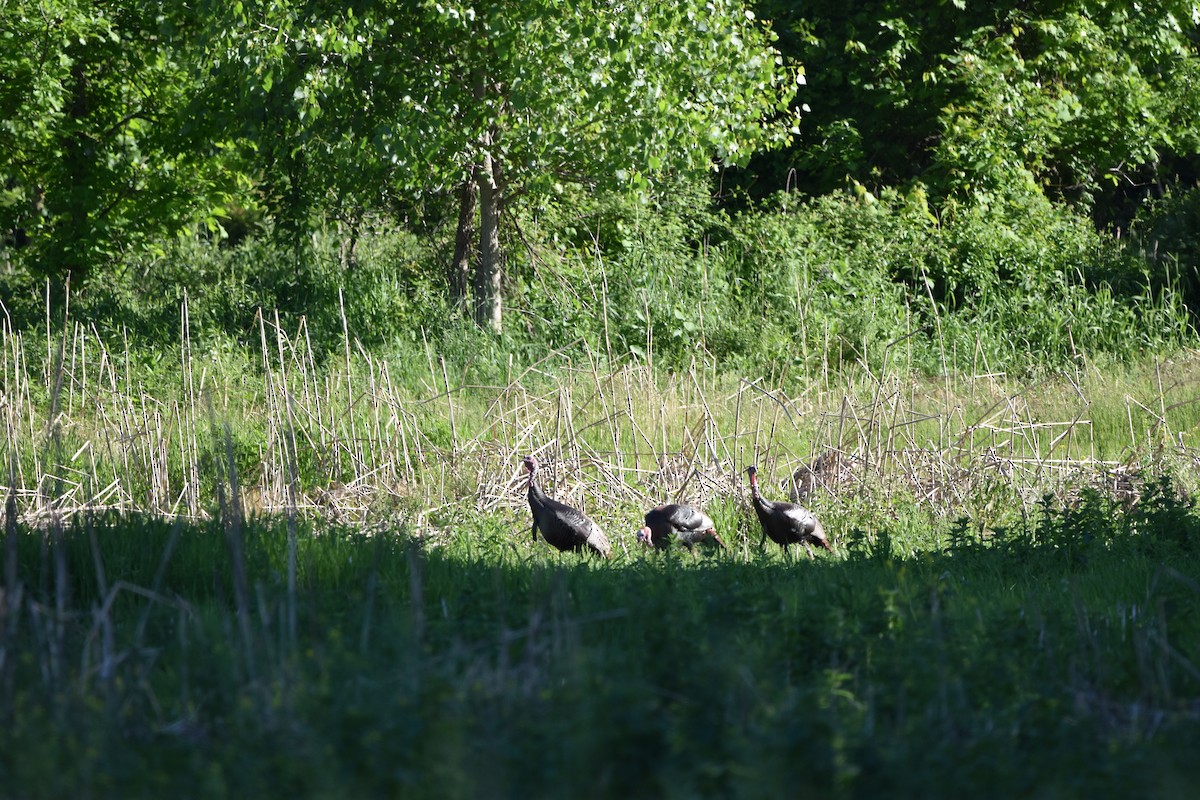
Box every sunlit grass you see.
[3,313,1199,539]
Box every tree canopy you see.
[742,0,1200,223]
[0,1,230,279]
[195,0,799,328]
[4,0,1200,337]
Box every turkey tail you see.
[586,523,612,558]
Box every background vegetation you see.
[3,0,1200,364]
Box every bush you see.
[1127,186,1200,320]
[2,179,1192,381]
[1,220,453,360]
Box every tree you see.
[0,1,231,284]
[199,0,799,330]
[932,4,1200,218]
[741,0,1200,222]
[434,0,801,330]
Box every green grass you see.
[1,486,1198,798]
[4,118,1200,797]
[5,308,1200,531]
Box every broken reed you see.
[1,305,1198,532]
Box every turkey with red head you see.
[522,455,612,557]
[746,465,832,558]
[636,503,726,551]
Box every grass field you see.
[2,321,1200,797]
[1,490,1198,798]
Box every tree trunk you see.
[473,139,503,332]
[339,212,361,273]
[448,167,477,314]
[53,60,92,283]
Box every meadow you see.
[2,306,1199,798]
[7,2,1200,792]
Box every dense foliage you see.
[3,1,1200,367]
[2,0,796,331]
[5,179,1186,379]
[4,5,1200,796]
[745,0,1200,215]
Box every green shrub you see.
[1,221,452,360]
[1127,185,1200,318]
[3,179,1193,381]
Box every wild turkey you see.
[636,504,726,551]
[747,465,832,559]
[522,455,612,557]
[787,450,852,502]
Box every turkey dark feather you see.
[637,503,725,550]
[523,456,611,557]
[746,465,832,559]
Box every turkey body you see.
[638,503,725,550]
[747,465,832,558]
[523,456,611,557]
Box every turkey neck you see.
[749,475,773,512]
[527,471,548,505]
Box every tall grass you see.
[5,182,1190,382]
[514,184,1194,377]
[1,490,1198,797]
[2,298,1197,546]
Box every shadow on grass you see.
[1,483,1199,798]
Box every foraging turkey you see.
[522,455,612,557]
[747,465,832,558]
[636,504,726,551]
[787,450,848,502]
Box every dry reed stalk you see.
[261,312,303,513]
[688,365,718,464]
[185,295,203,516]
[301,321,329,460]
[365,357,391,489]
[732,378,745,474]
[67,322,79,420]
[268,313,301,648]
[439,355,458,448]
[339,289,361,478]
[620,370,641,474]
[1,294,1195,534]
[563,385,582,472]
[881,385,907,487]
[293,318,314,420]
[92,334,126,506]
[585,343,621,461]
[380,360,415,484]
[219,419,256,681]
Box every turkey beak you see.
[708,528,727,549]
[636,527,651,546]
